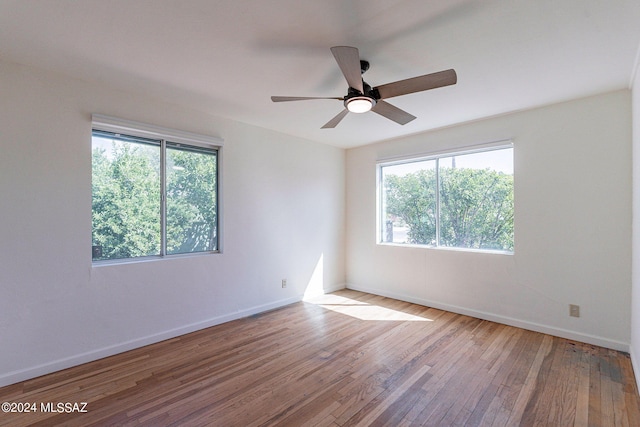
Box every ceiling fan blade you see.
[321,109,349,129]
[374,69,457,100]
[330,46,364,93]
[271,96,343,102]
[371,100,416,125]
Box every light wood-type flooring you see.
[1,289,639,426]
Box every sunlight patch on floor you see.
[306,294,432,322]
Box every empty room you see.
[2,0,640,425]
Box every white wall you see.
[346,90,632,350]
[631,65,640,387]
[0,59,345,386]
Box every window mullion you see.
[435,158,440,247]
[378,165,386,243]
[160,139,167,256]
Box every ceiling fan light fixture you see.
[345,96,375,113]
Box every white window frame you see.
[377,140,514,254]
[91,114,224,263]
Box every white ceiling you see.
[1,0,640,148]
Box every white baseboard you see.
[0,296,301,388]
[346,283,630,352]
[303,282,347,300]
[323,282,347,293]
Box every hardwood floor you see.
[1,290,639,426]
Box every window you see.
[379,144,514,253]
[91,115,222,262]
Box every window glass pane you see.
[438,148,514,251]
[92,132,161,260]
[166,143,218,255]
[382,160,437,245]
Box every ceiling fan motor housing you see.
[360,60,370,74]
[344,82,379,112]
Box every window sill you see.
[376,242,513,256]
[91,250,221,267]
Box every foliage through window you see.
[379,145,513,252]
[91,120,220,262]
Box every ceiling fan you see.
[271,46,457,128]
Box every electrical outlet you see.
[281,279,287,288]
[569,304,580,318]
